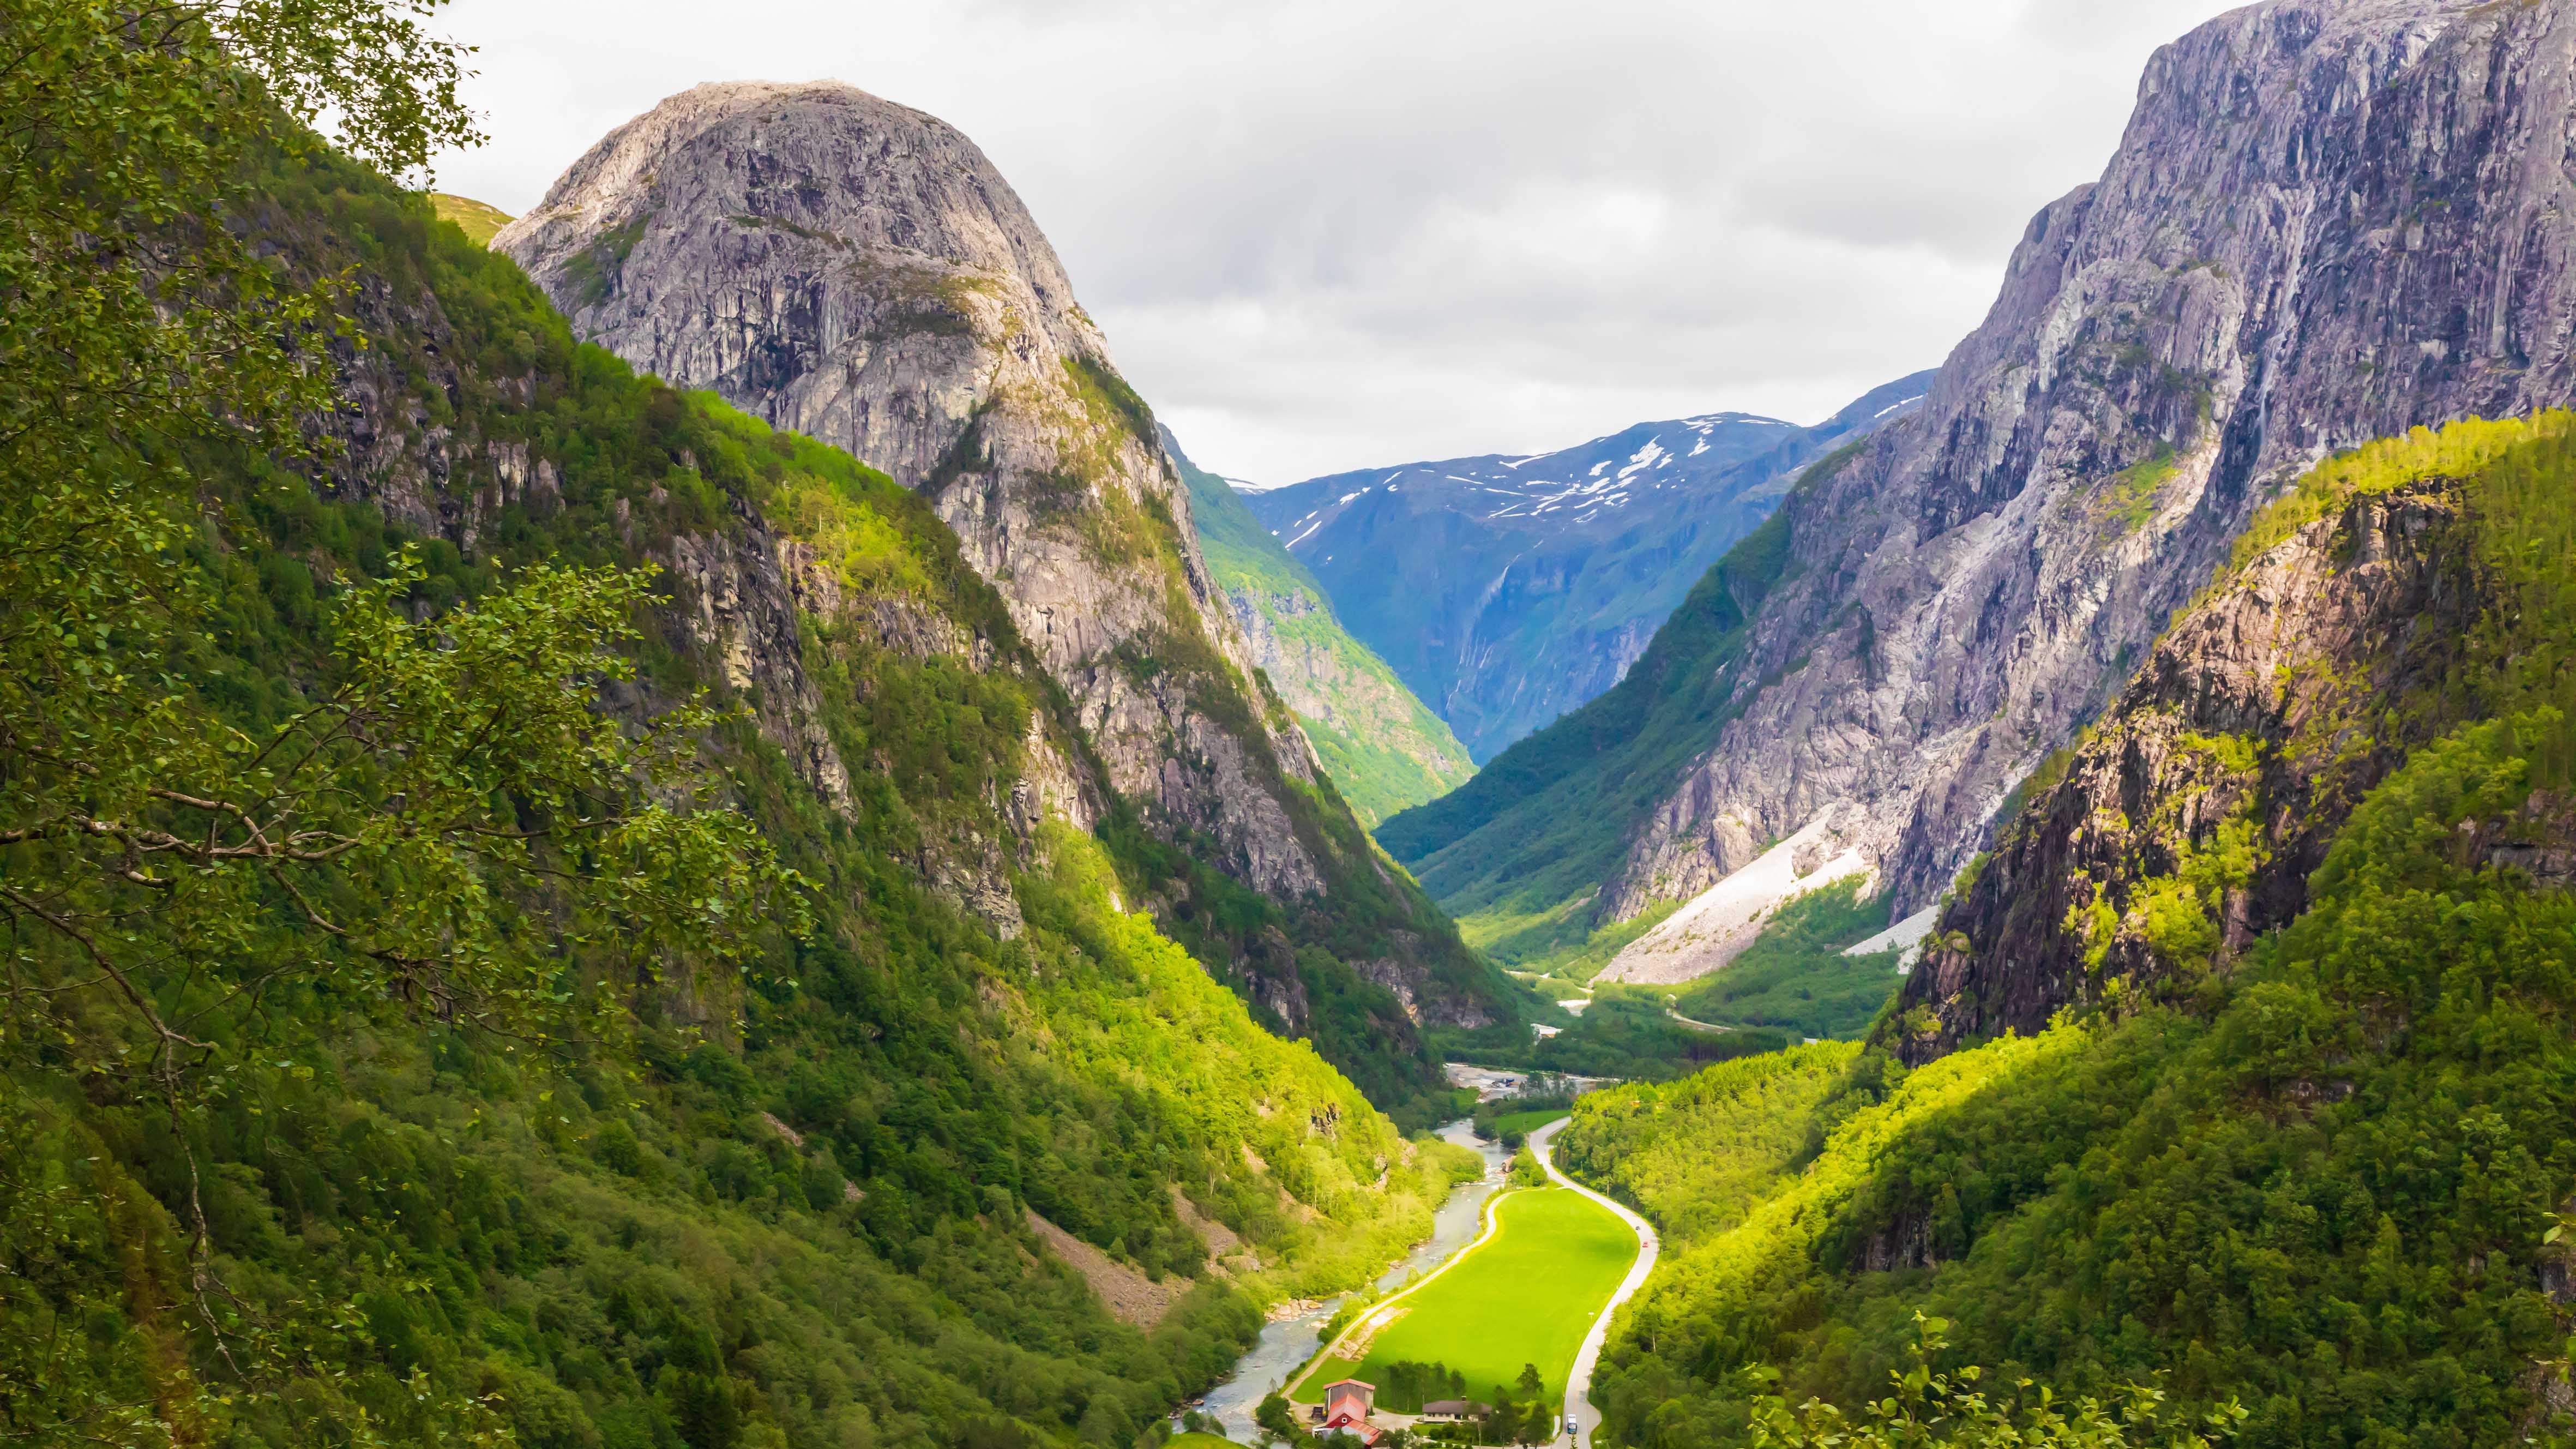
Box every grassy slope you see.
[5,149,1487,1449]
[1297,1188,1637,1411]
[1553,419,2576,1448]
[1667,877,1904,1040]
[1485,1108,1572,1139]
[1167,431,1474,826]
[1437,989,1789,1084]
[430,190,512,245]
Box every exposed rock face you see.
[496,82,1515,1066]
[495,80,1325,899]
[1247,375,1932,763]
[1892,480,2482,1060]
[1592,0,2576,923]
[1597,813,1872,984]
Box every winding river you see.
[1200,1121,1512,1442]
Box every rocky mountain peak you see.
[495,80,1122,493]
[499,79,1520,1057]
[499,79,1327,892]
[1386,0,2576,971]
[1628,0,2573,913]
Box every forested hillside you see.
[1163,431,1473,826]
[0,18,1477,1447]
[1556,417,2576,1447]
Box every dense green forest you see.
[0,15,1481,1448]
[1435,991,1788,1084]
[1555,419,2576,1448]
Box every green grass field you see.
[430,193,514,247]
[1293,1187,1635,1410]
[1485,1108,1569,1138]
[1166,1434,1246,1449]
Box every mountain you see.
[1164,428,1475,825]
[12,131,1490,1449]
[1895,413,2576,1060]
[1382,0,2576,976]
[493,81,1522,1097]
[1560,411,2576,1449]
[1244,375,1931,762]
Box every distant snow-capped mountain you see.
[1242,374,1932,762]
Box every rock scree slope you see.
[1385,0,2576,948]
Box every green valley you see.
[1166,432,1475,826]
[23,7,2576,1449]
[1293,1187,1636,1413]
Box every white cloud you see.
[426,0,2244,484]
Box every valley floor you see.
[1290,1126,1644,1421]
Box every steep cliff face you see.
[1895,479,2474,1059]
[496,80,1317,896]
[1390,0,2576,951]
[1893,412,2576,1060]
[495,81,1516,1083]
[1249,375,1931,763]
[1167,427,1473,826]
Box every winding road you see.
[1527,1118,1658,1449]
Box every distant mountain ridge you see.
[1165,428,1474,825]
[1244,374,1933,762]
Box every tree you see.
[1510,1369,1552,1448]
[1746,1315,2246,1448]
[0,2,800,1442]
[1257,1392,1308,1448]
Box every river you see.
[1199,1120,1512,1442]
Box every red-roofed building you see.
[1317,1381,1379,1445]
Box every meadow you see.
[1295,1187,1636,1411]
[1483,1108,1571,1139]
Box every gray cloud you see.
[429,0,2242,482]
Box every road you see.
[1527,1117,1658,1449]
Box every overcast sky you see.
[426,0,2245,484]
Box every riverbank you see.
[1199,1121,1512,1442]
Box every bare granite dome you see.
[499,80,1513,1036]
[499,80,1331,893]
